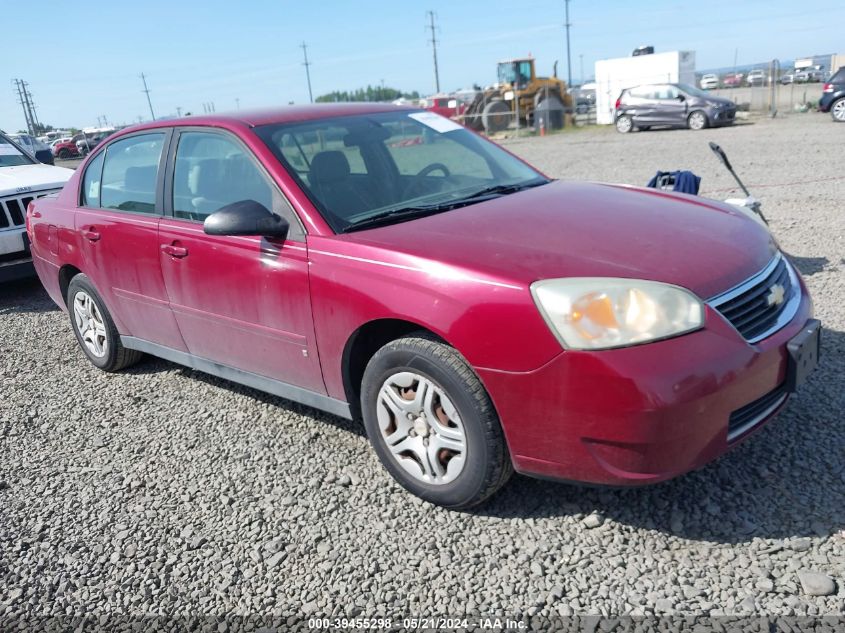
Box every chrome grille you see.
[0,190,60,230]
[709,254,799,343]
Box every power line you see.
[564,0,572,88]
[300,42,313,103]
[426,11,441,93]
[140,73,156,121]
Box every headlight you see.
[530,278,704,350]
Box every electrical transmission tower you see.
[426,11,441,93]
[300,42,313,103]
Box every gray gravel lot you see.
[1,113,843,626]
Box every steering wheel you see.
[405,162,452,197]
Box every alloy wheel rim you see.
[376,371,466,485]
[690,113,705,129]
[834,101,845,121]
[617,117,631,132]
[73,291,108,358]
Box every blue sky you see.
[3,0,844,131]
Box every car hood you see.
[0,163,73,195]
[345,181,777,300]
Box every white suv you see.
[0,134,73,282]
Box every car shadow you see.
[787,254,831,276]
[470,326,845,544]
[0,277,59,314]
[122,356,367,439]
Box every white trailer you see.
[595,51,696,124]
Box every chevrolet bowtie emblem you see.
[766,283,785,307]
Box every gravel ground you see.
[1,112,843,629]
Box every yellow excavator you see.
[463,57,572,133]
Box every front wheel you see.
[687,110,709,130]
[615,115,633,133]
[57,148,70,159]
[361,334,512,509]
[67,274,143,372]
[832,98,845,122]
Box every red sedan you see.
[27,104,819,508]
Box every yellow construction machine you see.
[463,57,572,133]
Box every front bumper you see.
[477,274,813,486]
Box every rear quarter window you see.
[831,68,845,84]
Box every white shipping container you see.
[595,51,696,124]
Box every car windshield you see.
[0,134,35,167]
[677,84,711,98]
[256,110,546,232]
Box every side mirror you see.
[35,149,55,165]
[204,200,289,239]
[677,94,686,101]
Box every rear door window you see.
[100,134,165,214]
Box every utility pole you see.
[235,98,240,110]
[140,73,156,121]
[22,82,41,132]
[300,42,313,103]
[426,11,441,93]
[13,80,35,135]
[176,106,182,117]
[580,54,584,85]
[564,0,572,88]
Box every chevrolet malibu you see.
[27,105,820,508]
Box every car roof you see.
[121,103,416,135]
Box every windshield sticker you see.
[408,111,463,133]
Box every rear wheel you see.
[57,148,70,159]
[615,115,633,133]
[360,334,512,509]
[67,274,143,372]
[687,110,709,130]
[832,98,845,122]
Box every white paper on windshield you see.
[408,111,462,133]
[0,144,20,155]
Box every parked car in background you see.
[0,133,72,282]
[746,69,768,86]
[819,67,845,122]
[10,134,53,163]
[699,74,719,90]
[722,73,743,88]
[421,95,467,120]
[615,83,736,132]
[27,105,818,508]
[50,137,73,150]
[53,134,88,159]
[780,71,795,85]
[76,134,107,157]
[795,69,825,83]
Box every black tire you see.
[831,98,845,123]
[361,334,513,509]
[57,148,70,159]
[615,114,633,133]
[482,99,512,134]
[66,274,143,372]
[687,110,709,130]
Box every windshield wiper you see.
[341,202,460,233]
[456,178,550,200]
[341,178,551,233]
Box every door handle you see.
[161,243,188,258]
[82,228,101,242]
